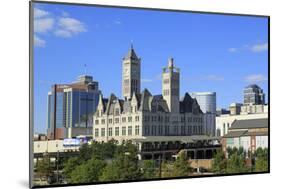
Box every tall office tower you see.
[162,58,180,113]
[191,92,216,136]
[122,44,141,100]
[47,75,101,139]
[243,84,265,105]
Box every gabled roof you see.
[97,90,203,115]
[180,93,203,114]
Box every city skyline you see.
[34,3,269,134]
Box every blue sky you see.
[33,3,269,134]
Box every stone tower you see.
[122,44,141,100]
[162,58,180,113]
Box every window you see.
[115,109,119,115]
[95,119,99,125]
[145,116,150,122]
[95,129,99,137]
[115,118,119,123]
[163,79,169,84]
[188,126,191,134]
[135,116,139,122]
[158,125,162,135]
[174,125,178,135]
[108,119,113,124]
[128,126,132,135]
[181,125,185,135]
[108,128,112,136]
[122,117,126,123]
[163,89,169,96]
[152,125,155,135]
[223,123,226,135]
[128,116,132,122]
[115,127,119,136]
[101,128,105,137]
[101,119,105,124]
[165,125,169,135]
[135,125,139,135]
[145,125,150,135]
[122,127,126,136]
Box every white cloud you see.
[33,8,87,45]
[228,42,268,53]
[141,78,153,83]
[114,20,122,25]
[245,74,267,83]
[54,29,72,38]
[204,75,224,81]
[55,17,86,37]
[250,43,268,53]
[34,35,46,47]
[34,8,49,18]
[62,11,69,17]
[34,18,54,33]
[228,48,237,53]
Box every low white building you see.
[216,104,268,137]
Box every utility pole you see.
[56,150,59,184]
[159,154,162,178]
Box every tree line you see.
[35,141,268,185]
[212,147,268,174]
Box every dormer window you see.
[115,108,119,115]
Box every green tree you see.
[142,160,157,179]
[100,142,141,181]
[226,153,248,174]
[254,148,268,172]
[35,155,54,181]
[63,157,80,181]
[172,151,192,177]
[212,149,227,174]
[69,157,107,183]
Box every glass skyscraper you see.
[47,75,100,139]
[191,92,216,136]
[243,84,265,105]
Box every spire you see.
[130,40,134,50]
[98,93,103,107]
[124,43,138,60]
[168,57,174,68]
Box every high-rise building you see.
[243,84,265,105]
[47,75,101,139]
[122,45,141,100]
[191,92,216,136]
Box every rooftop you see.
[230,118,268,130]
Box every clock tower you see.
[122,44,141,100]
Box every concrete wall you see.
[34,140,80,153]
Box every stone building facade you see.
[93,46,204,144]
